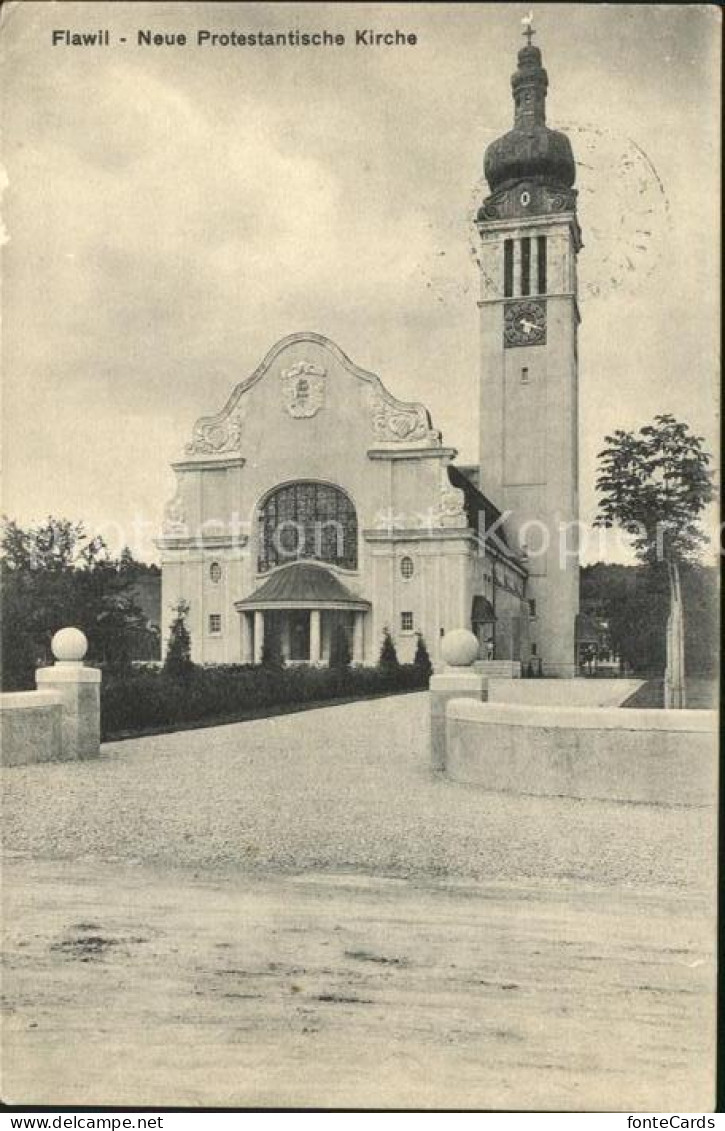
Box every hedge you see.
[101,662,429,739]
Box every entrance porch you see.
[239,608,367,665]
[235,563,370,666]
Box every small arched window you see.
[209,562,222,583]
[258,481,358,573]
[400,556,414,580]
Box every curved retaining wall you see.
[0,691,62,766]
[445,700,718,806]
[485,678,643,708]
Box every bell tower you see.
[477,23,581,676]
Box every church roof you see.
[235,563,371,610]
[472,595,496,622]
[448,465,512,553]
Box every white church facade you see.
[158,32,581,676]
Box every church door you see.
[288,611,311,661]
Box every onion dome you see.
[484,41,576,193]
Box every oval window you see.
[400,556,414,580]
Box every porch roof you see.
[235,563,371,611]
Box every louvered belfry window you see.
[258,482,358,573]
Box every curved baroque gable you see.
[184,332,442,457]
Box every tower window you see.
[529,599,537,618]
[503,239,513,298]
[209,561,222,583]
[537,235,547,294]
[400,555,414,580]
[401,611,414,633]
[521,237,531,296]
[209,614,222,634]
[521,367,530,385]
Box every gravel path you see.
[2,694,714,889]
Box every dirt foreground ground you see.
[1,695,717,1110]
[1,858,715,1111]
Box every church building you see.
[158,31,581,675]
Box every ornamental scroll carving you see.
[477,184,577,223]
[162,483,187,535]
[477,190,508,222]
[369,391,440,445]
[543,186,577,213]
[437,465,468,528]
[185,406,246,456]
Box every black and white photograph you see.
[0,0,719,1115]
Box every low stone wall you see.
[472,661,522,679]
[486,678,643,708]
[1,692,62,766]
[2,628,101,766]
[445,700,717,806]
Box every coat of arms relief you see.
[281,361,326,418]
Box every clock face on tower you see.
[504,300,547,348]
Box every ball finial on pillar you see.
[440,629,479,667]
[51,627,88,663]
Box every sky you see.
[1,2,720,563]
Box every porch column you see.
[352,611,364,664]
[309,610,321,665]
[280,615,291,662]
[253,611,265,664]
[240,612,253,663]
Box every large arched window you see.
[257,482,358,573]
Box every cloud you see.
[1,3,719,563]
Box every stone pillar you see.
[531,235,539,295]
[430,630,487,772]
[310,610,321,665]
[35,628,101,761]
[352,611,364,664]
[513,238,522,296]
[253,611,265,664]
[240,612,253,663]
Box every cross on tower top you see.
[521,13,535,47]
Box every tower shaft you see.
[477,34,581,676]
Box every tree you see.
[413,633,433,681]
[581,562,666,674]
[378,627,399,673]
[594,415,714,706]
[329,624,352,669]
[1,516,155,690]
[581,562,718,677]
[681,564,719,676]
[260,619,284,669]
[163,600,194,679]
